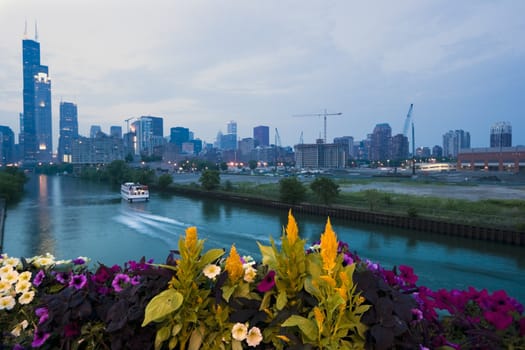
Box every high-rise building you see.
[253,125,269,147]
[170,127,190,146]
[294,142,346,169]
[390,134,409,161]
[227,120,237,135]
[22,25,52,163]
[443,130,470,158]
[110,126,122,139]
[333,136,354,159]
[58,102,78,163]
[132,116,164,156]
[90,125,102,138]
[369,123,392,161]
[0,126,15,165]
[490,122,512,148]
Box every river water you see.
[3,175,525,304]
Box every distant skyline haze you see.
[1,1,524,151]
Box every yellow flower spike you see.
[320,217,338,276]
[357,296,366,305]
[286,210,299,245]
[185,226,198,252]
[225,245,244,282]
[320,275,337,287]
[276,335,291,343]
[313,307,325,334]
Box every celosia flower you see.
[225,245,244,282]
[203,264,221,280]
[112,273,131,292]
[320,217,338,276]
[18,290,35,304]
[246,327,263,347]
[33,270,45,287]
[69,274,87,290]
[243,266,257,283]
[313,307,325,333]
[0,295,16,310]
[286,210,299,245]
[231,322,248,341]
[11,320,29,337]
[32,328,51,347]
[185,226,198,252]
[257,270,276,292]
[35,307,49,324]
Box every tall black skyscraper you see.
[22,23,52,163]
[58,101,78,163]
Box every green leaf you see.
[142,289,184,326]
[197,248,225,269]
[282,315,317,341]
[258,242,277,267]
[222,284,237,302]
[188,325,205,350]
[276,290,288,311]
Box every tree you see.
[219,162,228,172]
[310,177,340,205]
[157,174,173,190]
[199,170,220,190]
[279,177,306,204]
[248,160,257,171]
[105,160,132,186]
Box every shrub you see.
[279,177,306,204]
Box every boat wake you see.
[113,209,188,247]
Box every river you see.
[3,174,525,304]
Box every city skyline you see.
[1,1,524,150]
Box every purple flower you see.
[35,307,49,324]
[92,265,112,284]
[55,272,71,284]
[342,253,353,266]
[72,257,86,265]
[33,269,46,287]
[31,328,51,347]
[112,273,131,292]
[130,275,141,285]
[483,310,513,330]
[69,274,87,290]
[257,270,276,293]
[399,265,418,285]
[13,345,25,350]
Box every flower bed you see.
[1,211,524,349]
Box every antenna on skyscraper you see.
[24,19,28,38]
[35,20,38,41]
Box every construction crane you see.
[402,103,414,137]
[124,117,136,133]
[293,109,342,143]
[275,128,282,147]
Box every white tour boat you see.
[121,182,149,202]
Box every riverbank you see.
[166,184,525,246]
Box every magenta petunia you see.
[72,257,86,265]
[92,265,112,284]
[35,307,49,324]
[130,275,141,285]
[112,273,131,292]
[69,274,88,289]
[399,265,418,285]
[33,269,46,287]
[483,310,513,330]
[519,317,525,336]
[32,328,51,347]
[55,272,71,284]
[257,270,276,293]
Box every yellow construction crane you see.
[293,109,342,143]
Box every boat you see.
[121,182,149,202]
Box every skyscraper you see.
[490,122,512,148]
[132,116,164,156]
[253,125,269,147]
[0,126,15,165]
[22,23,52,163]
[369,123,392,161]
[443,130,470,158]
[58,102,78,163]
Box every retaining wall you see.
[171,187,525,246]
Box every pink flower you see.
[519,317,525,336]
[33,269,45,287]
[69,274,87,289]
[112,273,131,292]
[32,328,51,347]
[483,310,513,330]
[35,307,49,324]
[256,270,275,293]
[399,265,418,285]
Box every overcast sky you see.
[1,0,524,151]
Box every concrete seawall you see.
[0,199,5,253]
[170,187,525,246]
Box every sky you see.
[1,0,524,151]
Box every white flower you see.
[243,266,257,283]
[231,322,248,341]
[18,271,32,282]
[18,290,35,305]
[5,257,20,267]
[0,280,11,294]
[246,327,263,347]
[11,320,29,337]
[15,280,32,294]
[0,264,13,276]
[203,264,221,280]
[32,256,55,268]
[3,270,19,285]
[0,295,16,310]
